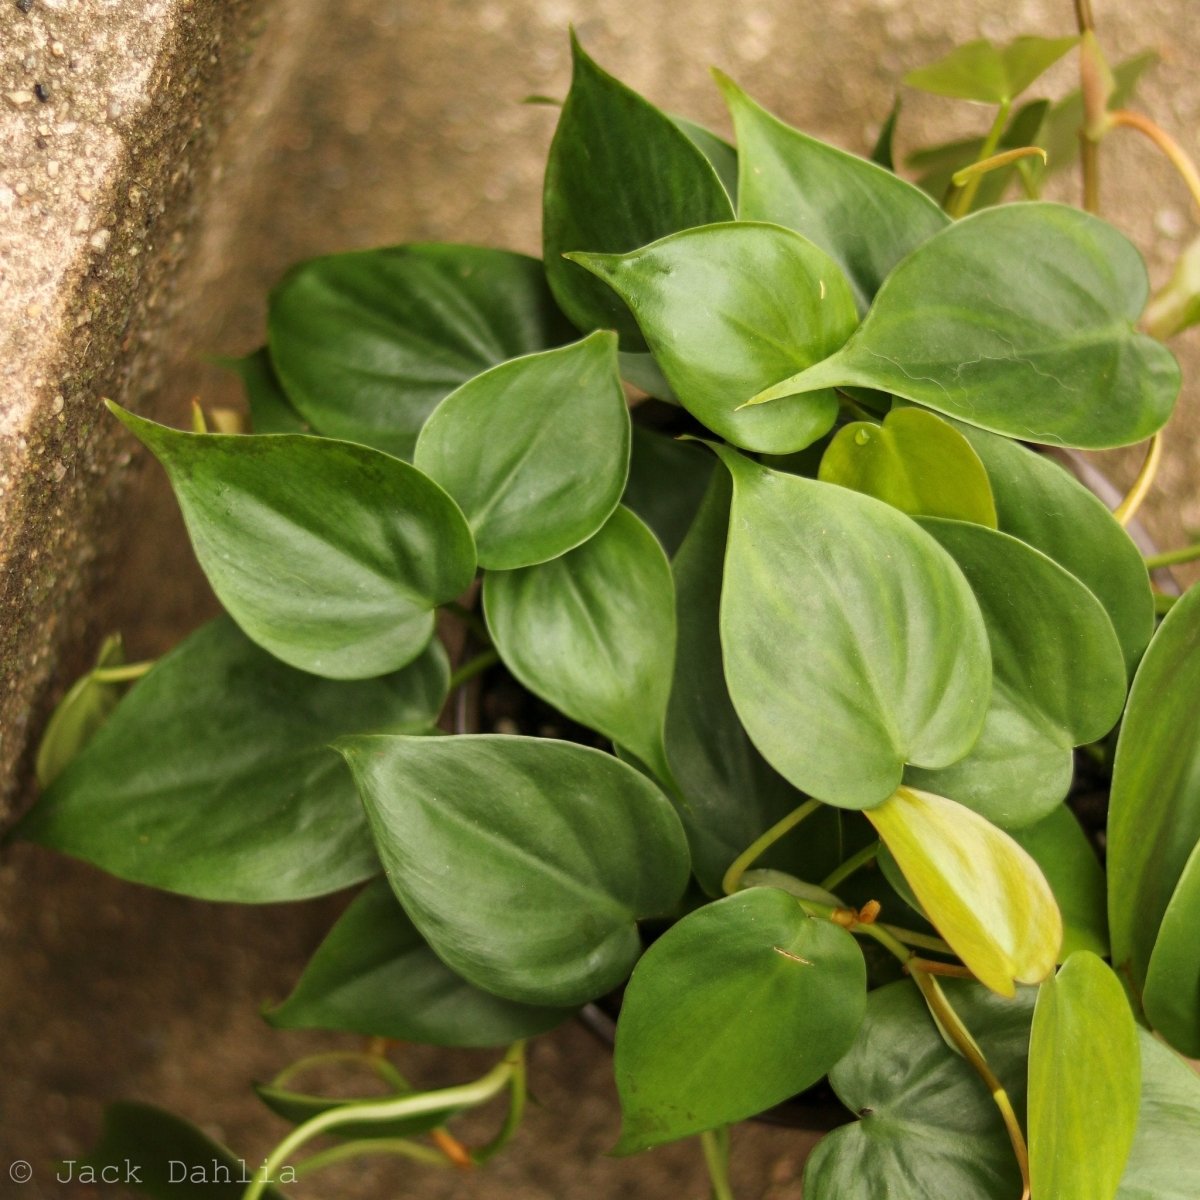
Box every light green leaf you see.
[804,979,1036,1200]
[542,35,733,346]
[819,407,998,526]
[18,618,447,902]
[1029,951,1141,1200]
[266,879,575,1046]
[748,204,1181,451]
[955,424,1153,676]
[907,518,1127,827]
[614,889,865,1153]
[109,405,476,679]
[483,506,675,781]
[1108,583,1200,994]
[1010,806,1109,959]
[621,426,713,558]
[268,244,572,459]
[339,734,690,1007]
[1144,233,1200,340]
[569,222,856,454]
[715,448,990,809]
[1143,837,1200,1056]
[903,36,1078,105]
[414,331,629,569]
[716,72,948,312]
[866,785,1062,996]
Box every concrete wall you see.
[1,1,1198,1196]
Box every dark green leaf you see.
[716,72,948,312]
[907,519,1127,827]
[82,1103,287,1198]
[269,244,572,458]
[1009,806,1109,958]
[903,36,1078,104]
[483,506,675,781]
[110,405,476,679]
[339,734,689,1007]
[955,424,1153,676]
[266,879,575,1046]
[819,407,997,526]
[413,331,629,569]
[1029,952,1141,1200]
[750,204,1181,451]
[715,448,990,809]
[664,471,843,894]
[618,351,678,403]
[254,1083,457,1141]
[1143,838,1200,1056]
[542,35,733,346]
[803,979,1036,1200]
[219,348,309,434]
[622,426,713,558]
[871,96,902,170]
[669,113,739,205]
[20,619,447,902]
[1108,583,1200,995]
[569,222,855,454]
[614,889,865,1153]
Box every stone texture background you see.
[1,0,1198,1197]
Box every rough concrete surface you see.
[1,1,1199,1197]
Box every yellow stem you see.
[1107,110,1200,216]
[1113,433,1163,527]
[951,146,1047,188]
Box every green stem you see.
[700,1127,735,1200]
[270,1050,409,1094]
[241,1045,523,1200]
[878,924,953,955]
[292,1137,451,1177]
[950,145,1046,188]
[448,649,500,693]
[722,799,823,895]
[90,661,155,684]
[820,841,879,892]
[1146,542,1200,570]
[471,1043,528,1164]
[947,100,1011,217]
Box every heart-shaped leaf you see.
[542,35,733,346]
[716,72,948,312]
[18,618,447,902]
[621,426,714,558]
[903,36,1078,104]
[906,518,1127,827]
[268,244,573,458]
[110,405,476,679]
[955,424,1153,675]
[819,407,998,527]
[414,331,629,569]
[748,204,1181,450]
[803,979,1036,1200]
[1142,837,1200,1056]
[866,785,1062,996]
[338,734,689,1007]
[1029,952,1141,1200]
[569,222,856,454]
[665,472,844,894]
[715,448,990,809]
[266,878,575,1046]
[1108,582,1200,995]
[483,506,675,781]
[614,888,866,1153]
[1145,233,1200,340]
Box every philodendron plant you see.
[16,12,1200,1200]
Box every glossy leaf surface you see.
[483,506,675,780]
[1143,838,1200,1056]
[111,405,476,679]
[750,204,1180,450]
[717,73,948,311]
[269,244,572,458]
[614,889,866,1152]
[621,426,713,558]
[665,472,842,893]
[804,980,1035,1200]
[819,407,997,526]
[867,786,1062,996]
[903,35,1078,104]
[20,618,447,901]
[222,348,309,434]
[1029,952,1141,1200]
[414,331,629,569]
[956,423,1153,675]
[266,879,575,1046]
[716,449,990,808]
[1108,582,1200,992]
[543,36,733,345]
[570,222,856,454]
[339,735,690,1007]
